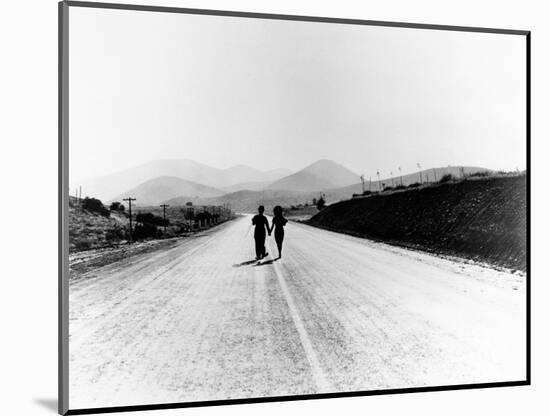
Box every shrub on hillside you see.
[73,238,92,251]
[316,196,326,210]
[439,173,455,183]
[195,212,212,223]
[105,226,126,242]
[181,207,195,220]
[82,197,110,217]
[467,171,490,178]
[135,212,168,227]
[133,222,160,240]
[109,201,125,212]
[408,182,421,188]
[394,185,406,190]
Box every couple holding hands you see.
[251,205,287,260]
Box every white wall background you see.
[0,0,547,415]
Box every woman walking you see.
[270,205,288,259]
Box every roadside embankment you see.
[308,175,527,271]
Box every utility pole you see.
[376,171,381,191]
[417,163,422,184]
[433,168,437,182]
[160,204,170,235]
[398,167,402,186]
[360,174,365,194]
[390,172,394,187]
[123,197,136,243]
[79,186,82,201]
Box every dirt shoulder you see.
[69,237,184,280]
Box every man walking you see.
[252,205,270,260]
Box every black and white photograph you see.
[60,2,528,413]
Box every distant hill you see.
[165,166,494,214]
[263,168,294,182]
[220,181,272,193]
[111,176,224,206]
[71,159,292,201]
[308,175,527,271]
[222,165,292,185]
[268,159,359,192]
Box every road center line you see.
[268,240,331,392]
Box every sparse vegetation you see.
[70,195,233,252]
[136,212,169,227]
[69,196,125,252]
[408,182,421,188]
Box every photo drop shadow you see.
[33,398,57,413]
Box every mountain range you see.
[72,159,292,203]
[72,158,491,211]
[112,176,224,207]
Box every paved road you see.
[69,215,526,409]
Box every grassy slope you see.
[69,197,129,252]
[308,175,527,271]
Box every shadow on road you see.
[254,258,279,266]
[232,259,258,267]
[233,258,280,267]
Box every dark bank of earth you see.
[307,175,527,271]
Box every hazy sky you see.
[69,7,526,182]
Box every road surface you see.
[69,215,526,409]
